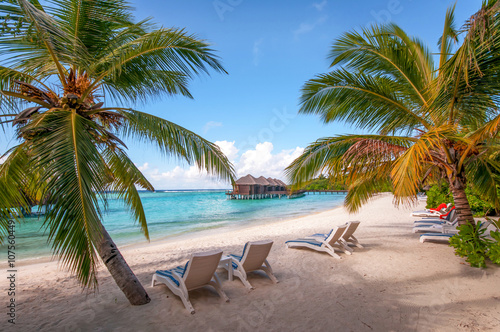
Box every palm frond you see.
[26,109,110,289]
[7,0,90,85]
[87,28,227,103]
[0,145,33,242]
[300,69,430,134]
[391,127,453,205]
[102,147,153,239]
[118,109,235,183]
[437,3,459,69]
[328,24,433,108]
[286,134,414,189]
[344,175,392,213]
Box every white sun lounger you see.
[411,210,443,217]
[152,250,229,314]
[224,240,278,290]
[413,222,457,233]
[285,224,348,259]
[419,232,457,243]
[419,220,491,242]
[414,210,457,225]
[411,203,452,217]
[309,221,363,251]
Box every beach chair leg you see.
[336,243,352,255]
[263,260,278,283]
[180,295,195,314]
[326,249,341,259]
[261,267,278,284]
[209,280,230,303]
[234,270,254,290]
[151,274,158,287]
[350,236,363,248]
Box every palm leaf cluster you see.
[287,1,500,223]
[0,0,235,290]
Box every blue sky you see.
[0,0,484,189]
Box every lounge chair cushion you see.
[229,242,249,269]
[229,254,242,269]
[285,238,323,247]
[155,262,189,286]
[420,233,454,238]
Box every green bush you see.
[465,186,496,217]
[303,176,347,190]
[449,222,491,268]
[449,219,500,268]
[425,183,497,217]
[425,184,453,209]
[488,230,500,264]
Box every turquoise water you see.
[4,190,346,260]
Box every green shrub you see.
[425,184,453,209]
[449,219,500,268]
[465,186,496,217]
[488,230,500,264]
[425,183,497,217]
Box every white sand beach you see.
[4,194,500,331]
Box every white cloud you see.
[203,121,223,134]
[215,140,239,161]
[313,0,327,11]
[236,142,304,180]
[145,165,228,190]
[136,141,304,189]
[293,15,328,39]
[137,162,149,171]
[252,38,263,66]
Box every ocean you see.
[4,190,346,261]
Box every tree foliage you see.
[0,0,235,290]
[286,1,500,226]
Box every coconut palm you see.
[0,0,235,305]
[286,1,500,226]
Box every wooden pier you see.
[304,190,348,194]
[226,189,306,200]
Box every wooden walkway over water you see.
[225,189,348,200]
[304,190,348,194]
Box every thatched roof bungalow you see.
[229,174,288,199]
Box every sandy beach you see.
[4,194,500,331]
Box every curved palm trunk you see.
[449,175,475,226]
[97,224,151,305]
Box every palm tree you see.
[0,0,235,305]
[286,1,500,226]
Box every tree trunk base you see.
[98,225,151,305]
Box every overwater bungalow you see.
[226,174,294,200]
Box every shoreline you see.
[5,193,346,268]
[7,193,500,331]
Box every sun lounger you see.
[411,204,454,218]
[413,222,457,233]
[417,192,427,201]
[309,221,363,251]
[419,232,457,243]
[414,210,457,226]
[411,210,443,217]
[224,240,278,290]
[428,203,452,212]
[285,224,349,259]
[152,250,229,314]
[419,220,492,242]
